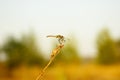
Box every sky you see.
[0,0,120,57]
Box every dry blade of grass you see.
[35,44,64,80]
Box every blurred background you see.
[0,0,120,80]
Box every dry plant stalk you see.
[35,44,64,80]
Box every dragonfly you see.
[47,35,68,44]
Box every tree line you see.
[96,28,120,64]
[0,28,120,70]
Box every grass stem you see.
[35,44,64,80]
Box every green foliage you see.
[55,36,81,64]
[115,39,120,62]
[2,33,46,69]
[20,32,46,66]
[96,28,117,64]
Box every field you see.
[1,64,120,80]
